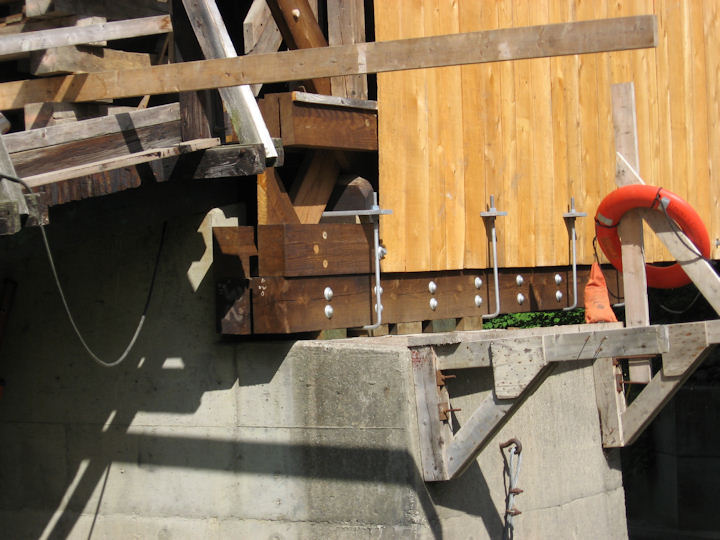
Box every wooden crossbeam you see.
[0,15,171,59]
[22,138,219,187]
[0,15,657,110]
[4,103,179,154]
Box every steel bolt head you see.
[474,277,483,289]
[324,305,334,319]
[323,287,333,301]
[428,281,437,294]
[429,298,438,311]
[474,295,483,307]
[516,275,524,286]
[555,290,563,302]
[554,273,563,285]
[517,293,525,305]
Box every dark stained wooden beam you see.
[214,261,623,334]
[257,223,374,276]
[266,92,378,151]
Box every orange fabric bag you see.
[584,262,618,323]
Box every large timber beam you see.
[0,15,657,110]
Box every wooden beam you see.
[244,267,623,334]
[277,92,378,151]
[181,0,277,161]
[411,346,452,481]
[445,393,514,479]
[24,0,170,19]
[0,136,29,234]
[621,346,713,446]
[189,144,267,179]
[290,151,341,223]
[11,121,181,178]
[640,208,720,315]
[22,138,219,188]
[612,82,652,383]
[491,338,546,399]
[0,15,106,37]
[257,167,300,225]
[327,0,367,99]
[257,223,374,276]
[243,0,281,55]
[4,102,179,154]
[436,322,624,370]
[29,45,153,76]
[0,15,658,110]
[0,15,171,59]
[593,357,627,447]
[243,0,287,95]
[490,325,668,399]
[266,0,331,94]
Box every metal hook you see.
[562,197,586,311]
[321,192,392,330]
[480,195,507,319]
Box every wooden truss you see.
[411,201,720,481]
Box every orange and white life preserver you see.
[595,184,710,289]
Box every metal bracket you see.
[321,192,392,330]
[562,197,587,311]
[480,195,507,319]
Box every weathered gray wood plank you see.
[621,347,713,446]
[0,15,171,59]
[4,103,179,154]
[543,325,668,362]
[410,347,451,481]
[491,337,546,399]
[593,357,626,447]
[445,393,514,479]
[0,15,658,110]
[640,209,720,315]
[23,137,219,187]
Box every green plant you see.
[482,309,586,329]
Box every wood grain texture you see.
[0,15,171,58]
[0,16,657,111]
[374,1,720,271]
[290,151,340,223]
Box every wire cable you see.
[0,171,164,368]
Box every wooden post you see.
[327,0,368,99]
[611,82,652,383]
[0,136,29,234]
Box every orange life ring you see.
[595,185,710,289]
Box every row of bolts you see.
[322,273,569,319]
[322,195,584,319]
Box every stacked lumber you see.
[0,0,284,229]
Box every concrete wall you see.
[0,187,627,538]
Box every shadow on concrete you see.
[28,435,442,540]
[426,461,505,538]
[0,186,448,539]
